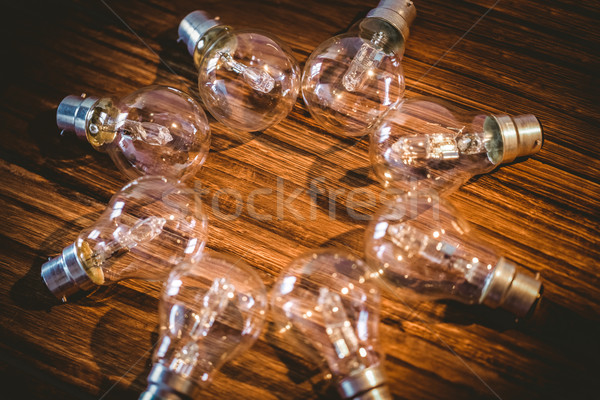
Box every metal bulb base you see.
[353,385,392,400]
[481,258,543,317]
[178,11,220,56]
[139,364,197,400]
[56,94,99,140]
[492,113,543,164]
[41,243,95,301]
[367,0,417,45]
[338,365,391,400]
[139,384,189,400]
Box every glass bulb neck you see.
[41,243,96,302]
[490,114,543,164]
[56,94,100,140]
[139,363,196,400]
[480,258,543,317]
[178,10,222,57]
[365,0,416,52]
[338,365,391,400]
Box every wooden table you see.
[1,0,598,399]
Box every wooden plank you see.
[0,1,598,399]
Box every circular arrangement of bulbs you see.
[42,2,549,399]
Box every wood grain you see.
[1,0,598,399]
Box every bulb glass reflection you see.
[371,97,543,194]
[140,253,267,400]
[41,176,208,301]
[365,194,543,317]
[271,249,390,399]
[179,11,300,132]
[301,1,416,137]
[57,86,211,181]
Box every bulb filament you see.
[219,52,275,94]
[193,277,235,338]
[318,288,363,372]
[342,32,386,92]
[122,119,174,146]
[391,131,489,166]
[83,216,166,269]
[387,223,482,283]
[114,216,167,249]
[169,278,235,377]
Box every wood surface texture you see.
[1,0,599,399]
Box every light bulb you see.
[364,194,543,317]
[140,252,267,399]
[371,97,544,194]
[178,10,301,132]
[56,85,211,181]
[41,176,208,301]
[271,249,389,400]
[302,0,416,137]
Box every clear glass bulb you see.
[271,249,391,399]
[301,1,416,137]
[41,176,208,301]
[371,97,543,194]
[364,194,543,317]
[56,85,211,181]
[140,252,267,400]
[179,11,301,132]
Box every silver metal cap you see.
[56,94,99,140]
[139,363,196,400]
[353,385,392,400]
[338,365,391,400]
[480,258,543,317]
[492,114,543,164]
[41,243,95,302]
[367,0,417,44]
[178,11,220,56]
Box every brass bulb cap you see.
[480,258,543,317]
[492,114,543,164]
[41,243,95,302]
[178,10,221,56]
[56,94,99,140]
